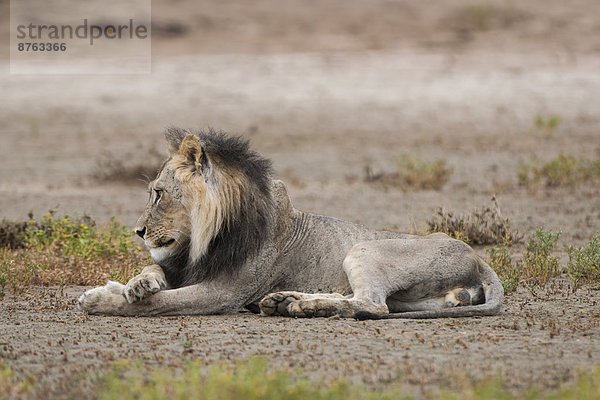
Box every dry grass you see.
[0,213,149,296]
[518,154,600,188]
[426,197,521,245]
[365,154,451,190]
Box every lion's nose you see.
[135,226,146,239]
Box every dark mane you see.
[160,127,275,288]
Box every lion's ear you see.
[179,135,210,175]
[165,127,187,156]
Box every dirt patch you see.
[1,285,599,397]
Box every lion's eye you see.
[153,189,162,204]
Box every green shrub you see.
[365,153,451,190]
[518,154,600,187]
[522,229,561,286]
[567,235,600,287]
[535,114,560,131]
[486,241,519,293]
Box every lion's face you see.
[135,129,274,285]
[135,133,227,265]
[135,161,191,263]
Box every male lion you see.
[79,128,503,319]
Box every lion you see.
[78,128,503,319]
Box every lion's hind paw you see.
[259,291,305,316]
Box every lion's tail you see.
[355,257,504,320]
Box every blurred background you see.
[1,0,599,244]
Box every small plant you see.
[0,273,6,299]
[486,228,564,293]
[535,114,560,131]
[426,197,520,245]
[522,228,561,286]
[0,254,17,295]
[395,154,451,190]
[486,239,519,293]
[365,153,451,190]
[518,154,600,187]
[57,278,66,297]
[567,235,600,287]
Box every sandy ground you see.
[1,0,599,396]
[1,284,599,397]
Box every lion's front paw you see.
[259,291,306,316]
[124,273,167,304]
[78,281,128,315]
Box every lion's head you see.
[135,128,274,287]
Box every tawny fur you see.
[79,129,503,319]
